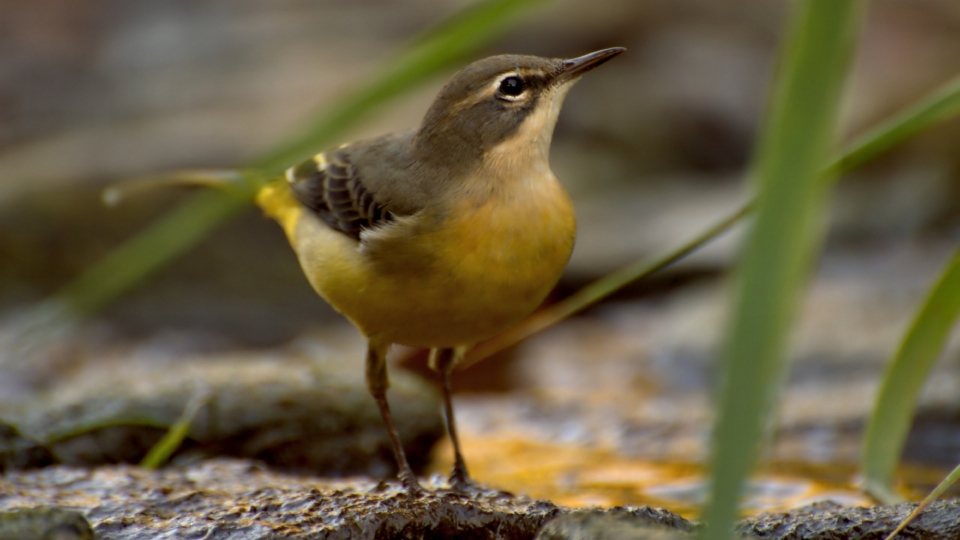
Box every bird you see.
[179,47,623,494]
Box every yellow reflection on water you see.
[430,435,875,518]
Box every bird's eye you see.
[498,76,525,98]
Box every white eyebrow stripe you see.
[448,70,539,112]
[487,71,520,96]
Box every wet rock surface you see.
[0,423,55,473]
[0,508,94,540]
[3,460,960,539]
[738,500,960,540]
[536,508,696,540]
[0,459,574,540]
[0,353,443,477]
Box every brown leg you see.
[366,342,423,494]
[430,347,476,491]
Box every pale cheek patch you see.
[493,84,570,158]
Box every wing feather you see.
[286,147,393,240]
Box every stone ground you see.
[3,460,960,539]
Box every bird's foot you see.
[371,472,426,497]
[448,468,485,497]
[399,471,426,498]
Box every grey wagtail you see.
[257,47,624,493]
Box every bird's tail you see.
[101,169,256,206]
[103,169,301,239]
[254,178,303,241]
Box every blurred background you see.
[3,0,960,515]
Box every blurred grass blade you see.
[862,247,960,503]
[831,73,960,175]
[140,387,211,470]
[882,461,960,540]
[0,0,555,364]
[700,2,864,539]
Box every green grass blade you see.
[1,0,555,363]
[140,387,211,470]
[830,74,960,175]
[883,461,960,540]
[700,2,865,539]
[862,247,960,502]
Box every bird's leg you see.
[366,342,423,495]
[430,347,478,492]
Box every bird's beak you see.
[556,47,625,84]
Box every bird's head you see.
[415,48,625,168]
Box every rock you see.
[3,460,959,540]
[537,500,960,540]
[0,508,94,540]
[536,508,696,540]
[1,354,443,477]
[0,459,691,540]
[0,422,55,472]
[738,499,960,540]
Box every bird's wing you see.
[286,145,394,241]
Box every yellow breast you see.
[408,178,576,344]
[259,175,575,349]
